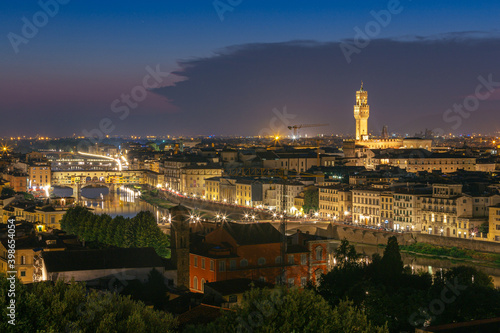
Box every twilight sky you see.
[1,0,500,137]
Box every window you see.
[275,256,282,264]
[193,276,198,290]
[315,246,323,260]
[20,271,26,277]
[496,225,500,231]
[258,257,266,266]
[20,256,26,265]
[201,278,205,291]
[194,256,198,267]
[201,258,205,269]
[230,259,236,270]
[210,260,214,271]
[301,277,307,287]
[288,278,294,287]
[288,255,294,265]
[219,261,226,272]
[228,295,237,303]
[240,259,248,267]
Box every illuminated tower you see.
[353,82,369,141]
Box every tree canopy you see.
[60,207,170,258]
[0,274,177,333]
[193,286,388,333]
[1,186,16,197]
[317,237,500,332]
[302,188,319,215]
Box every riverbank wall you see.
[323,224,500,254]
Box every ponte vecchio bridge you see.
[51,170,150,198]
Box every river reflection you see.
[342,241,500,288]
[53,186,170,222]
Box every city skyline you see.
[2,1,500,137]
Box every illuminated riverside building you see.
[392,189,426,232]
[162,156,208,192]
[380,191,394,228]
[28,164,51,190]
[420,184,500,238]
[352,188,382,226]
[236,179,253,207]
[206,177,221,201]
[318,185,352,219]
[180,165,224,197]
[488,205,500,242]
[276,181,305,214]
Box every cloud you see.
[151,32,500,136]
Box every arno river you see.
[53,186,500,287]
[53,186,171,221]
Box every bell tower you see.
[354,81,370,141]
[169,204,190,290]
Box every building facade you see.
[352,189,382,226]
[318,185,352,219]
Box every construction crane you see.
[287,124,329,139]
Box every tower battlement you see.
[354,81,370,141]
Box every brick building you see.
[189,223,328,292]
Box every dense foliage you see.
[1,186,16,197]
[189,286,388,333]
[302,188,319,215]
[0,274,177,333]
[61,206,170,258]
[317,237,500,332]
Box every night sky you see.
[1,0,500,137]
